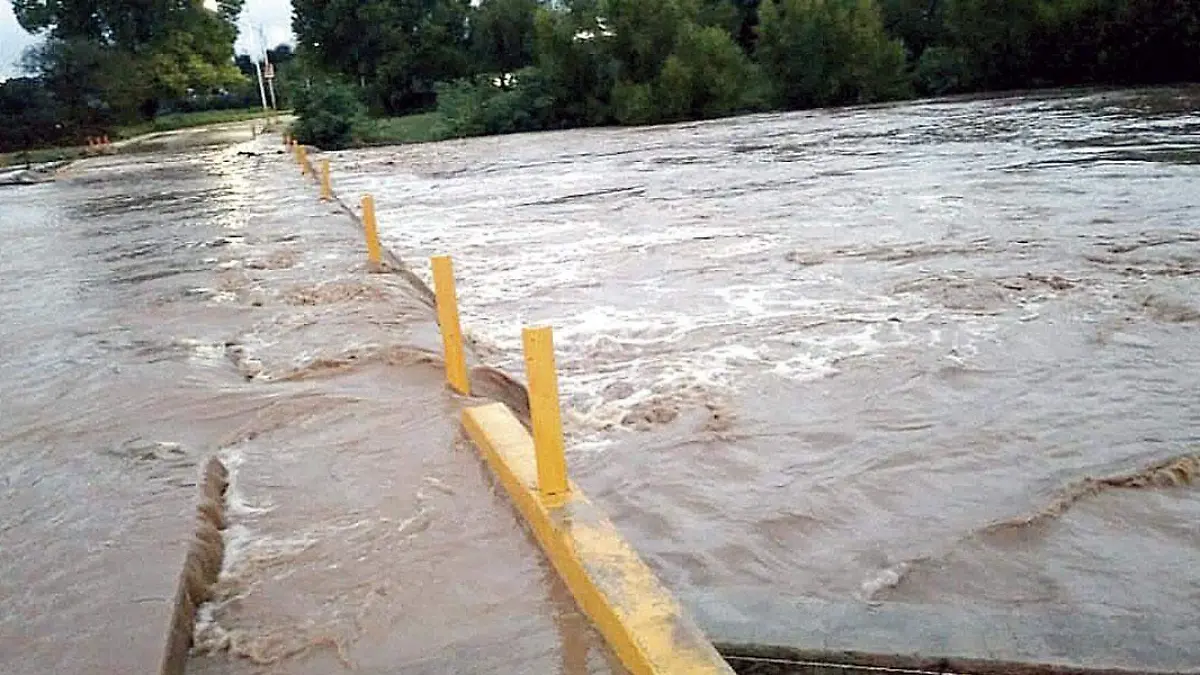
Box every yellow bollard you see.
[320,159,332,201]
[299,146,309,175]
[522,326,569,506]
[360,195,384,268]
[431,256,471,396]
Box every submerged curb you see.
[463,402,736,675]
[160,457,229,675]
[291,139,733,673]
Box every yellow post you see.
[320,159,332,201]
[522,326,569,506]
[431,256,471,396]
[360,195,383,268]
[299,146,309,175]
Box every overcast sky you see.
[1,0,295,80]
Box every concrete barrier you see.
[457,315,734,674]
[160,457,230,675]
[462,400,735,675]
[686,588,1200,675]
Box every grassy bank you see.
[357,113,446,146]
[115,108,279,139]
[1,108,282,168]
[0,145,89,167]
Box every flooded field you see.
[330,87,1200,634]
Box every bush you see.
[656,24,771,121]
[757,0,912,109]
[611,25,769,125]
[915,46,976,95]
[435,68,559,137]
[291,79,366,150]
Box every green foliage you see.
[12,0,246,126]
[937,0,1200,89]
[472,0,541,74]
[0,77,67,152]
[757,0,912,109]
[12,0,1200,153]
[291,79,368,150]
[613,24,769,124]
[528,5,615,127]
[357,112,447,145]
[879,0,945,59]
[915,45,975,94]
[292,0,473,114]
[659,24,770,120]
[436,68,559,136]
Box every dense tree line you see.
[2,0,250,152]
[7,0,1199,152]
[288,0,1200,146]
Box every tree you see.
[0,77,68,152]
[529,3,615,126]
[757,0,911,108]
[698,0,762,51]
[292,0,473,113]
[22,38,148,124]
[937,0,1040,90]
[291,77,366,149]
[12,0,246,121]
[879,0,944,59]
[472,0,541,75]
[652,23,769,121]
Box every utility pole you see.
[253,58,269,111]
[264,55,278,110]
[254,24,277,110]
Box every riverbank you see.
[0,108,284,168]
[313,83,1200,151]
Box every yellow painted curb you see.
[462,403,735,675]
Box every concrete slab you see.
[683,587,1200,674]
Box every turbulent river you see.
[333,87,1200,619]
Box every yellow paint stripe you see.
[462,403,734,675]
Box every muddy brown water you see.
[0,143,621,674]
[2,89,1199,675]
[328,87,1200,650]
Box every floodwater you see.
[0,133,621,674]
[2,89,1198,675]
[331,87,1200,637]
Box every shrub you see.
[290,79,366,150]
[757,0,912,109]
[435,68,559,137]
[915,46,976,95]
